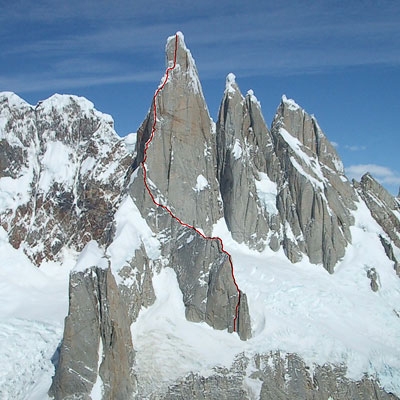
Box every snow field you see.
[131,202,400,397]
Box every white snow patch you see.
[244,375,263,400]
[90,340,104,400]
[255,172,278,215]
[0,163,34,211]
[279,127,327,190]
[0,227,71,321]
[212,207,400,396]
[38,141,75,192]
[80,156,96,176]
[107,195,160,278]
[282,95,301,111]
[132,267,243,396]
[193,174,209,193]
[123,132,137,154]
[39,94,114,126]
[225,73,238,95]
[0,226,72,400]
[232,139,243,160]
[0,319,62,400]
[74,240,108,272]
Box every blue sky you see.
[1,0,399,194]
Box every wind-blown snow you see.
[279,127,328,190]
[225,73,238,95]
[132,203,400,393]
[0,163,33,211]
[2,88,400,398]
[213,203,400,394]
[131,202,400,397]
[40,94,114,126]
[282,94,301,111]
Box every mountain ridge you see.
[1,32,400,399]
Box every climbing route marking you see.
[141,33,241,332]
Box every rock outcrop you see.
[158,352,398,400]
[129,33,251,340]
[215,84,359,273]
[133,33,222,236]
[49,266,136,400]
[1,32,400,400]
[270,96,357,272]
[357,173,400,249]
[216,74,281,251]
[0,92,133,265]
[355,173,400,276]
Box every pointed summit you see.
[216,75,281,251]
[133,32,220,235]
[271,97,357,272]
[129,32,250,340]
[358,173,400,249]
[224,73,242,98]
[165,31,202,95]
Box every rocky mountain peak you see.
[276,95,343,173]
[128,33,251,342]
[0,92,132,265]
[133,33,221,236]
[165,31,203,96]
[357,172,400,250]
[2,32,400,400]
[271,96,357,272]
[224,73,242,98]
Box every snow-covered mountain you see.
[1,32,400,400]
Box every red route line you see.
[141,33,241,333]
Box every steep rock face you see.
[357,173,400,249]
[0,92,133,265]
[270,96,357,272]
[130,33,251,339]
[49,266,136,400]
[158,352,398,400]
[216,74,281,251]
[134,33,222,236]
[2,32,400,400]
[355,173,400,275]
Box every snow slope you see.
[132,197,400,397]
[2,188,399,399]
[0,228,74,400]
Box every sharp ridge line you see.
[140,33,241,333]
